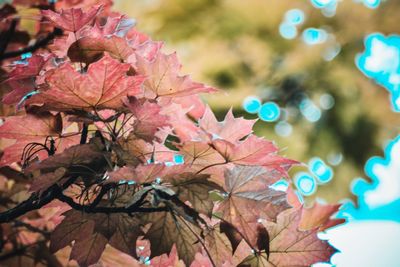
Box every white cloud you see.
[319,220,400,267]
[364,138,400,208]
[364,38,399,74]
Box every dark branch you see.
[0,28,63,61]
[0,175,77,224]
[0,18,17,58]
[13,220,50,237]
[89,185,111,208]
[80,123,89,144]
[0,179,167,223]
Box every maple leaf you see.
[259,208,336,267]
[70,232,109,267]
[98,14,136,36]
[0,113,62,166]
[299,202,344,231]
[94,246,142,267]
[237,253,270,267]
[41,6,102,32]
[204,224,234,266]
[160,101,202,142]
[178,141,226,170]
[199,106,256,143]
[29,54,144,111]
[2,55,47,105]
[150,245,185,267]
[217,166,290,249]
[55,0,112,11]
[51,210,143,266]
[213,135,297,175]
[114,133,155,165]
[29,167,68,193]
[136,52,216,98]
[49,32,77,58]
[49,209,95,253]
[124,97,170,143]
[143,211,203,265]
[167,173,224,217]
[105,214,144,258]
[0,113,61,141]
[68,35,134,64]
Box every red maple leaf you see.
[259,208,336,266]
[199,106,256,143]
[136,52,217,98]
[42,5,102,32]
[29,54,144,111]
[217,166,291,249]
[123,97,170,142]
[2,55,46,105]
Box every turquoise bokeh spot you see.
[274,121,293,137]
[363,0,381,9]
[299,98,322,122]
[242,96,261,114]
[308,157,334,183]
[302,28,328,45]
[295,172,317,196]
[284,9,305,25]
[258,102,280,122]
[310,0,336,8]
[279,23,297,40]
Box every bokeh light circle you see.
[259,102,281,122]
[274,121,293,137]
[279,23,298,39]
[284,9,305,25]
[242,96,262,114]
[295,172,317,196]
[308,157,334,183]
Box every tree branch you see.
[0,28,63,61]
[80,123,88,144]
[13,220,50,237]
[0,175,77,224]
[0,179,167,224]
[0,18,17,58]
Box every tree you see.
[0,1,340,266]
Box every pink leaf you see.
[42,5,102,32]
[29,54,144,111]
[136,52,216,98]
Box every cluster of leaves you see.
[0,0,341,266]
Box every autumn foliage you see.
[0,1,340,266]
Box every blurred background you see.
[114,0,400,205]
